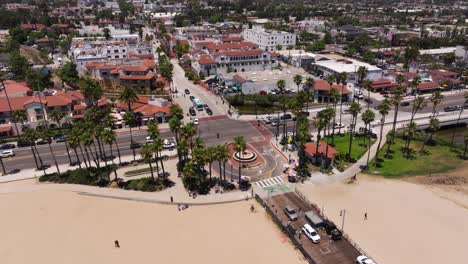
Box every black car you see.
[364,98,373,104]
[184,89,190,95]
[189,96,195,101]
[400,101,410,107]
[35,139,48,145]
[189,107,196,116]
[17,140,32,148]
[203,104,210,110]
[280,113,292,120]
[323,219,342,240]
[205,108,213,115]
[130,142,141,149]
[0,143,16,149]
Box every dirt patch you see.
[20,45,50,65]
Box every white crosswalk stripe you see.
[253,176,284,189]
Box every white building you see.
[242,26,296,52]
[314,57,383,81]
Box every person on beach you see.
[114,240,120,248]
[250,205,255,213]
[364,212,368,220]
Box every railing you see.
[255,194,317,264]
[294,187,378,263]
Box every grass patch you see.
[369,137,463,178]
[124,167,154,177]
[325,133,375,160]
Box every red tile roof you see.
[21,23,47,30]
[119,73,155,80]
[73,104,86,110]
[46,95,72,107]
[233,74,248,83]
[314,80,351,94]
[371,79,398,89]
[417,82,440,90]
[0,125,12,133]
[199,55,217,65]
[430,69,458,77]
[215,49,264,57]
[205,42,256,52]
[121,65,149,72]
[304,142,339,159]
[0,80,31,96]
[222,36,243,42]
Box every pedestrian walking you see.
[170,196,174,203]
[250,205,255,213]
[364,212,367,220]
[114,240,120,248]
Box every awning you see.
[0,125,12,133]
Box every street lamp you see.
[230,164,233,182]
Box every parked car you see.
[193,118,199,125]
[364,98,373,104]
[270,119,284,127]
[0,143,15,149]
[354,93,364,99]
[163,139,176,149]
[130,142,141,149]
[356,255,376,264]
[0,150,15,158]
[17,140,32,148]
[283,206,298,221]
[298,111,310,116]
[444,106,458,112]
[189,95,195,101]
[203,104,210,110]
[323,219,342,240]
[184,89,190,94]
[302,224,321,243]
[146,136,153,143]
[280,113,292,120]
[189,107,196,116]
[206,108,213,115]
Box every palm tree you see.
[325,75,335,105]
[329,88,340,145]
[26,70,49,128]
[374,99,390,167]
[410,76,421,97]
[123,111,137,161]
[429,91,444,117]
[321,108,334,165]
[293,74,303,92]
[40,128,61,175]
[361,110,376,169]
[119,86,138,112]
[403,96,426,151]
[420,118,440,154]
[181,123,196,151]
[385,86,405,158]
[347,101,362,160]
[233,136,246,183]
[337,72,347,134]
[205,146,216,179]
[0,155,6,175]
[101,128,118,178]
[276,79,286,94]
[0,77,21,139]
[154,137,165,177]
[450,92,468,145]
[312,114,326,166]
[140,143,156,182]
[67,129,82,169]
[304,78,315,110]
[357,66,368,96]
[402,122,417,158]
[217,144,230,181]
[362,80,373,110]
[11,109,27,133]
[177,140,189,162]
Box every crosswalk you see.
[253,176,284,188]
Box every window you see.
[115,55,119,58]
[114,50,118,53]
[122,49,126,52]
[107,50,110,53]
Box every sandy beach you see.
[0,186,306,264]
[299,174,468,264]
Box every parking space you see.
[265,192,360,264]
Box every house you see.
[115,96,173,125]
[311,80,352,103]
[336,24,364,38]
[416,82,441,94]
[314,56,384,81]
[369,79,399,93]
[0,80,31,98]
[303,141,339,167]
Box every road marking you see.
[253,176,284,189]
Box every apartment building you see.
[241,26,296,52]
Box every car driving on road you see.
[0,150,15,158]
[0,143,15,149]
[189,107,196,116]
[356,255,376,264]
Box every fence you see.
[255,194,317,264]
[294,188,378,263]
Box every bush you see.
[219,179,236,191]
[124,177,175,192]
[39,166,114,186]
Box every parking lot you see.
[263,192,361,264]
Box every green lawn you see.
[325,133,373,160]
[368,137,463,178]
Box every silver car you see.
[0,150,15,158]
[284,206,298,221]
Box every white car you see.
[302,224,321,243]
[333,123,345,129]
[163,139,176,149]
[193,118,199,125]
[0,150,15,158]
[356,255,376,264]
[146,136,153,143]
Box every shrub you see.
[124,177,175,192]
[39,166,113,186]
[219,179,236,191]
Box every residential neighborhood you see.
[0,1,467,264]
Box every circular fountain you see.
[233,150,257,163]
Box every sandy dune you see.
[299,175,468,264]
[0,189,306,264]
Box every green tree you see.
[140,143,156,182]
[293,74,302,92]
[420,118,440,154]
[348,101,362,160]
[385,86,405,158]
[123,111,137,161]
[56,61,79,86]
[102,28,111,40]
[361,110,375,168]
[374,99,390,167]
[233,136,246,183]
[313,113,327,166]
[329,88,340,146]
[276,79,286,94]
[80,78,103,107]
[9,51,29,80]
[463,131,468,159]
[450,92,468,145]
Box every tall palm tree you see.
[325,75,335,105]
[362,80,373,110]
[402,122,417,158]
[140,143,155,182]
[123,111,137,161]
[450,92,468,145]
[233,136,246,183]
[313,114,326,166]
[217,144,230,181]
[153,137,165,177]
[329,88,340,146]
[22,128,46,174]
[67,129,82,169]
[205,146,216,179]
[304,78,315,110]
[276,79,286,94]
[101,128,118,178]
[337,72,348,134]
[40,128,61,175]
[11,110,27,133]
[181,122,196,151]
[357,66,368,97]
[429,91,444,118]
[293,74,303,92]
[48,109,73,165]
[463,131,468,159]
[361,109,376,168]
[420,118,440,153]
[177,140,189,162]
[404,96,427,151]
[385,86,405,158]
[374,99,390,167]
[410,76,421,97]
[321,107,334,165]
[26,70,49,128]
[347,101,362,160]
[0,77,21,139]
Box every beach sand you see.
[299,175,468,264]
[0,188,306,264]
